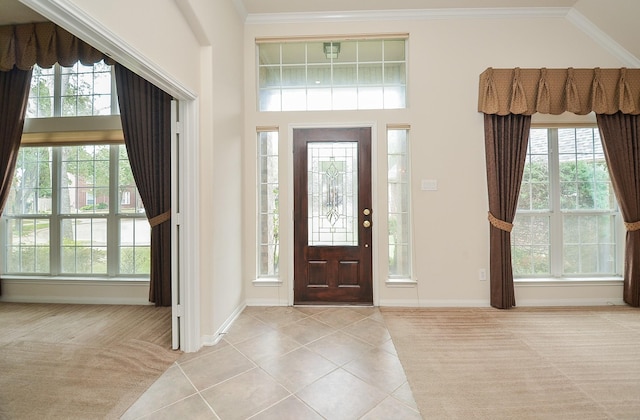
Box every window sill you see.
[252,278,282,287]
[515,277,623,286]
[386,279,417,287]
[1,275,149,284]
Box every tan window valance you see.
[478,67,640,116]
[0,22,113,71]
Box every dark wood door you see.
[293,127,372,305]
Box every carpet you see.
[381,306,640,419]
[0,303,181,419]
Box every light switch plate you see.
[421,179,438,191]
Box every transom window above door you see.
[257,36,407,112]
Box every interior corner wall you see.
[242,14,629,308]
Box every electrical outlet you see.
[478,268,487,281]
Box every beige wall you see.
[242,13,626,307]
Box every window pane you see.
[61,218,108,274]
[559,128,614,211]
[118,145,144,214]
[388,129,411,278]
[5,218,50,273]
[61,145,110,214]
[5,148,52,215]
[563,215,616,275]
[119,219,151,274]
[512,215,550,275]
[258,131,279,277]
[27,66,54,118]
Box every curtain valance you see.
[478,67,640,116]
[0,22,113,71]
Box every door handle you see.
[363,208,371,216]
[363,220,371,228]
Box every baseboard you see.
[0,295,151,305]
[200,302,247,348]
[516,298,626,307]
[0,278,151,305]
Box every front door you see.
[293,127,373,305]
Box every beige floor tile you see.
[121,364,197,419]
[360,396,422,420]
[201,368,290,420]
[260,347,338,392]
[248,306,310,328]
[233,329,302,363]
[222,313,274,345]
[392,381,419,411]
[125,306,418,419]
[342,347,408,393]
[309,307,368,328]
[305,330,374,366]
[296,368,387,419]
[249,395,323,420]
[177,338,230,364]
[277,316,335,345]
[180,345,255,391]
[342,317,391,346]
[139,394,216,420]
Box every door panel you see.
[293,127,372,305]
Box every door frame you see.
[287,122,379,306]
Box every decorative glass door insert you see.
[307,142,358,246]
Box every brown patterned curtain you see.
[478,67,640,116]
[484,113,531,309]
[114,64,172,306]
[597,113,640,307]
[0,67,32,295]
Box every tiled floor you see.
[122,306,421,419]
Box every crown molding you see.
[566,8,640,68]
[245,7,571,25]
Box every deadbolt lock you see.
[363,208,371,216]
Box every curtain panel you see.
[478,67,640,116]
[0,67,32,295]
[597,113,640,307]
[115,64,172,307]
[0,22,113,71]
[484,113,531,309]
